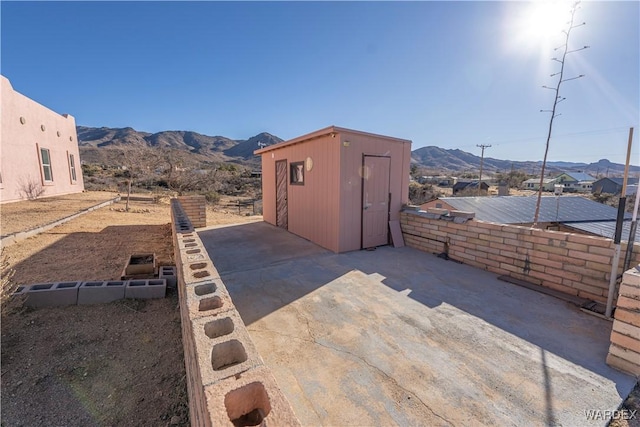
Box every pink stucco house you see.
[1,75,84,203]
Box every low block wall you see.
[401,209,640,304]
[171,199,300,426]
[607,267,640,376]
[177,195,207,228]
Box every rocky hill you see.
[76,126,282,166]
[411,146,639,176]
[76,125,637,176]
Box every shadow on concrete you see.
[9,224,173,284]
[199,221,634,403]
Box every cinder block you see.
[13,285,28,296]
[160,266,177,289]
[182,260,221,283]
[204,365,301,427]
[125,279,167,299]
[78,280,126,305]
[190,313,263,387]
[124,253,156,276]
[25,281,81,307]
[184,279,234,319]
[179,238,203,250]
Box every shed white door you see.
[275,160,288,229]
[362,156,390,248]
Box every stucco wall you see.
[401,209,640,303]
[1,76,84,203]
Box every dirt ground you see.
[1,192,262,427]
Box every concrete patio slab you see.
[199,221,636,426]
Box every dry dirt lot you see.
[1,193,261,427]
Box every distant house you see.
[591,177,640,195]
[554,172,595,193]
[417,175,455,187]
[452,181,489,194]
[419,195,635,240]
[522,178,557,191]
[1,75,84,203]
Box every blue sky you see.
[1,1,638,165]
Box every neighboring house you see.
[255,125,411,253]
[420,195,632,238]
[591,177,640,195]
[554,172,595,193]
[521,178,557,191]
[452,181,489,194]
[417,175,455,186]
[1,75,84,203]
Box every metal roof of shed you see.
[437,196,627,224]
[563,220,640,242]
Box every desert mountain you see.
[76,126,636,176]
[411,146,639,176]
[76,126,282,166]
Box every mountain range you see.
[76,125,638,176]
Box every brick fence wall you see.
[170,199,300,426]
[177,195,207,228]
[400,209,640,304]
[607,267,640,376]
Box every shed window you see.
[69,153,77,182]
[40,148,53,182]
[290,162,304,185]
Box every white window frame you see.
[39,146,54,183]
[68,152,77,183]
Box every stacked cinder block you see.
[607,267,640,376]
[170,198,300,426]
[177,195,207,228]
[400,209,640,304]
[16,279,166,307]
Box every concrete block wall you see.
[170,198,300,426]
[607,267,640,376]
[401,209,640,304]
[177,195,207,228]
[19,279,165,307]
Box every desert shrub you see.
[1,249,20,316]
[204,191,221,204]
[17,176,45,200]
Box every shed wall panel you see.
[338,132,411,252]
[260,135,341,252]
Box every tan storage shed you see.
[255,126,411,253]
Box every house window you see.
[69,153,77,182]
[290,162,304,185]
[40,147,53,182]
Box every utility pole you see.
[477,144,491,196]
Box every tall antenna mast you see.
[533,1,589,226]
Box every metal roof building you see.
[423,195,626,224]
